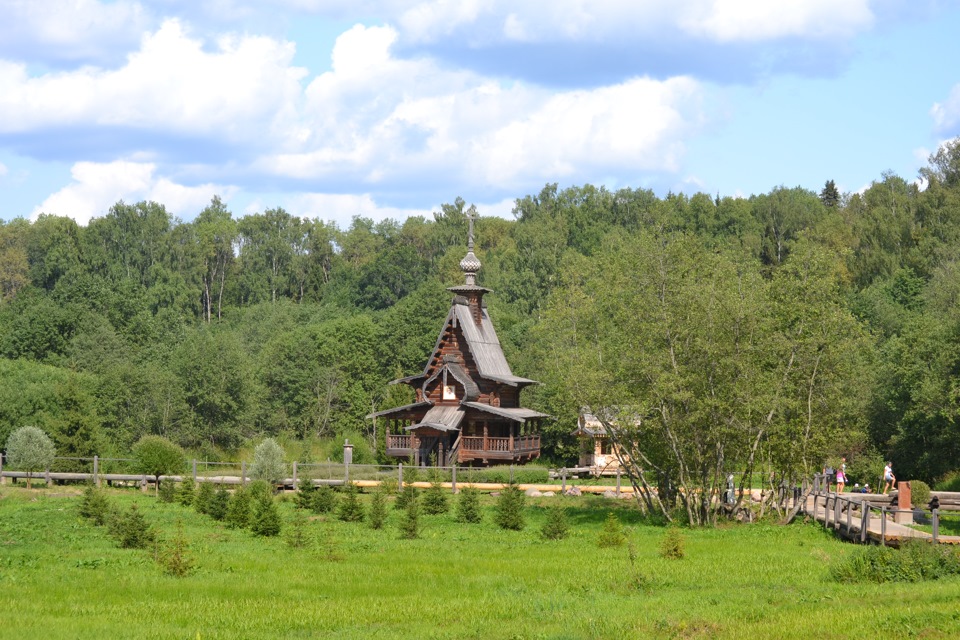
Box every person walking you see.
[836,457,847,493]
[882,462,896,495]
[823,462,835,493]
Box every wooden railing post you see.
[561,468,567,493]
[241,461,246,486]
[881,507,887,546]
[616,468,621,497]
[292,461,298,492]
[860,501,869,543]
[451,464,457,493]
[192,459,197,482]
[846,498,852,535]
[398,462,404,488]
[93,455,100,488]
[932,509,939,543]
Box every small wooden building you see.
[572,411,630,473]
[370,214,547,466]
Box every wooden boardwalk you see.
[801,491,960,546]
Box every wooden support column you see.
[483,422,488,452]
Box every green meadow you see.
[2,485,959,640]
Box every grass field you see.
[2,485,960,640]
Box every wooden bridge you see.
[798,477,960,547]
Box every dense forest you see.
[2,138,960,487]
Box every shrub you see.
[659,526,685,559]
[459,465,550,485]
[540,505,569,540]
[369,487,388,529]
[131,435,186,491]
[157,519,195,577]
[79,485,113,526]
[380,477,399,495]
[249,438,287,485]
[910,481,932,508]
[225,487,252,529]
[110,503,156,549]
[398,493,420,539]
[158,480,176,503]
[177,478,195,507]
[395,485,419,511]
[831,540,960,583]
[285,509,312,548]
[251,493,282,537]
[934,470,960,492]
[5,426,55,488]
[456,487,482,524]
[494,485,526,531]
[208,485,230,521]
[246,480,273,503]
[422,481,449,515]
[597,512,625,548]
[295,477,317,509]
[311,485,337,514]
[194,481,215,515]
[337,483,365,523]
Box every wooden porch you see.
[386,433,541,464]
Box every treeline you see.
[2,139,960,485]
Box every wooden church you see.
[371,212,547,466]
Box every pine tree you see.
[79,484,113,526]
[398,492,420,539]
[177,478,195,507]
[540,504,569,540]
[311,485,337,514]
[369,486,388,530]
[597,512,626,548]
[111,503,156,549]
[295,476,318,509]
[422,480,449,515]
[157,519,195,577]
[395,484,418,511]
[208,485,230,521]
[455,486,482,524]
[336,483,365,523]
[820,179,840,207]
[194,480,215,515]
[494,485,526,531]
[285,509,312,548]
[251,494,282,537]
[158,480,177,503]
[225,486,252,529]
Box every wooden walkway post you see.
[561,468,567,493]
[192,459,197,482]
[398,462,403,488]
[860,502,869,543]
[881,507,887,546]
[93,455,100,488]
[933,509,940,543]
[241,461,247,486]
[451,464,457,493]
[616,469,621,497]
[292,461,298,492]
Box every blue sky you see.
[1,0,959,227]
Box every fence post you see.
[292,461,298,492]
[846,499,852,535]
[616,468,621,497]
[45,466,52,487]
[451,464,457,493]
[561,468,567,493]
[932,509,939,543]
[881,507,887,546]
[192,459,197,482]
[860,502,869,543]
[93,455,100,488]
[241,461,246,487]
[141,474,148,493]
[398,462,404,488]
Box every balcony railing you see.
[387,434,540,456]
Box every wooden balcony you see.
[385,434,540,464]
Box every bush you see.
[5,426,55,487]
[380,477,399,495]
[285,509,312,548]
[456,487,482,524]
[910,481,932,508]
[422,481,449,515]
[131,436,186,489]
[157,519,195,577]
[177,478,195,507]
[398,493,420,539]
[326,432,376,464]
[934,470,960,492]
[831,540,960,583]
[246,480,273,503]
[369,487,388,530]
[225,487,252,529]
[194,481,215,515]
[110,503,156,549]
[209,485,230,521]
[597,512,625,548]
[311,485,337,514]
[337,484,365,523]
[249,438,287,485]
[251,493,282,537]
[540,505,569,540]
[295,477,318,509]
[395,485,419,511]
[659,526,685,559]
[158,480,177,503]
[79,485,113,526]
[458,465,550,485]
[494,485,526,531]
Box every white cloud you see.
[0,19,307,145]
[0,162,7,177]
[31,160,234,225]
[288,192,432,225]
[931,85,960,135]
[679,0,874,42]
[0,0,148,63]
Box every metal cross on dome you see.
[465,205,478,251]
